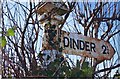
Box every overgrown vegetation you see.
[0,1,120,78]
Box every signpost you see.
[36,1,69,66]
[60,31,115,60]
[36,1,115,64]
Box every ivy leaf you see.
[0,36,7,47]
[87,67,93,76]
[6,28,15,36]
[82,67,93,77]
[82,62,89,69]
[70,68,84,77]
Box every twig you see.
[94,64,120,74]
[52,59,66,77]
[107,30,120,41]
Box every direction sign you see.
[60,32,115,60]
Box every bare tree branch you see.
[94,64,120,74]
[107,30,120,41]
[60,2,76,29]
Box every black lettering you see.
[102,45,109,54]
[79,40,85,50]
[73,39,79,50]
[63,37,69,47]
[70,38,72,48]
[85,41,90,51]
[90,42,96,52]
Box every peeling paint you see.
[60,31,115,60]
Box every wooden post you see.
[36,2,68,66]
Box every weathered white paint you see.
[60,32,115,60]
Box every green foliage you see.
[6,28,15,36]
[0,27,15,47]
[70,62,93,78]
[46,59,60,77]
[38,21,93,78]
[37,54,93,78]
[70,67,85,77]
[82,62,93,77]
[0,36,7,47]
[82,62,89,69]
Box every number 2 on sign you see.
[102,45,109,54]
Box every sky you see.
[1,0,120,77]
[32,1,120,77]
[1,0,119,2]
